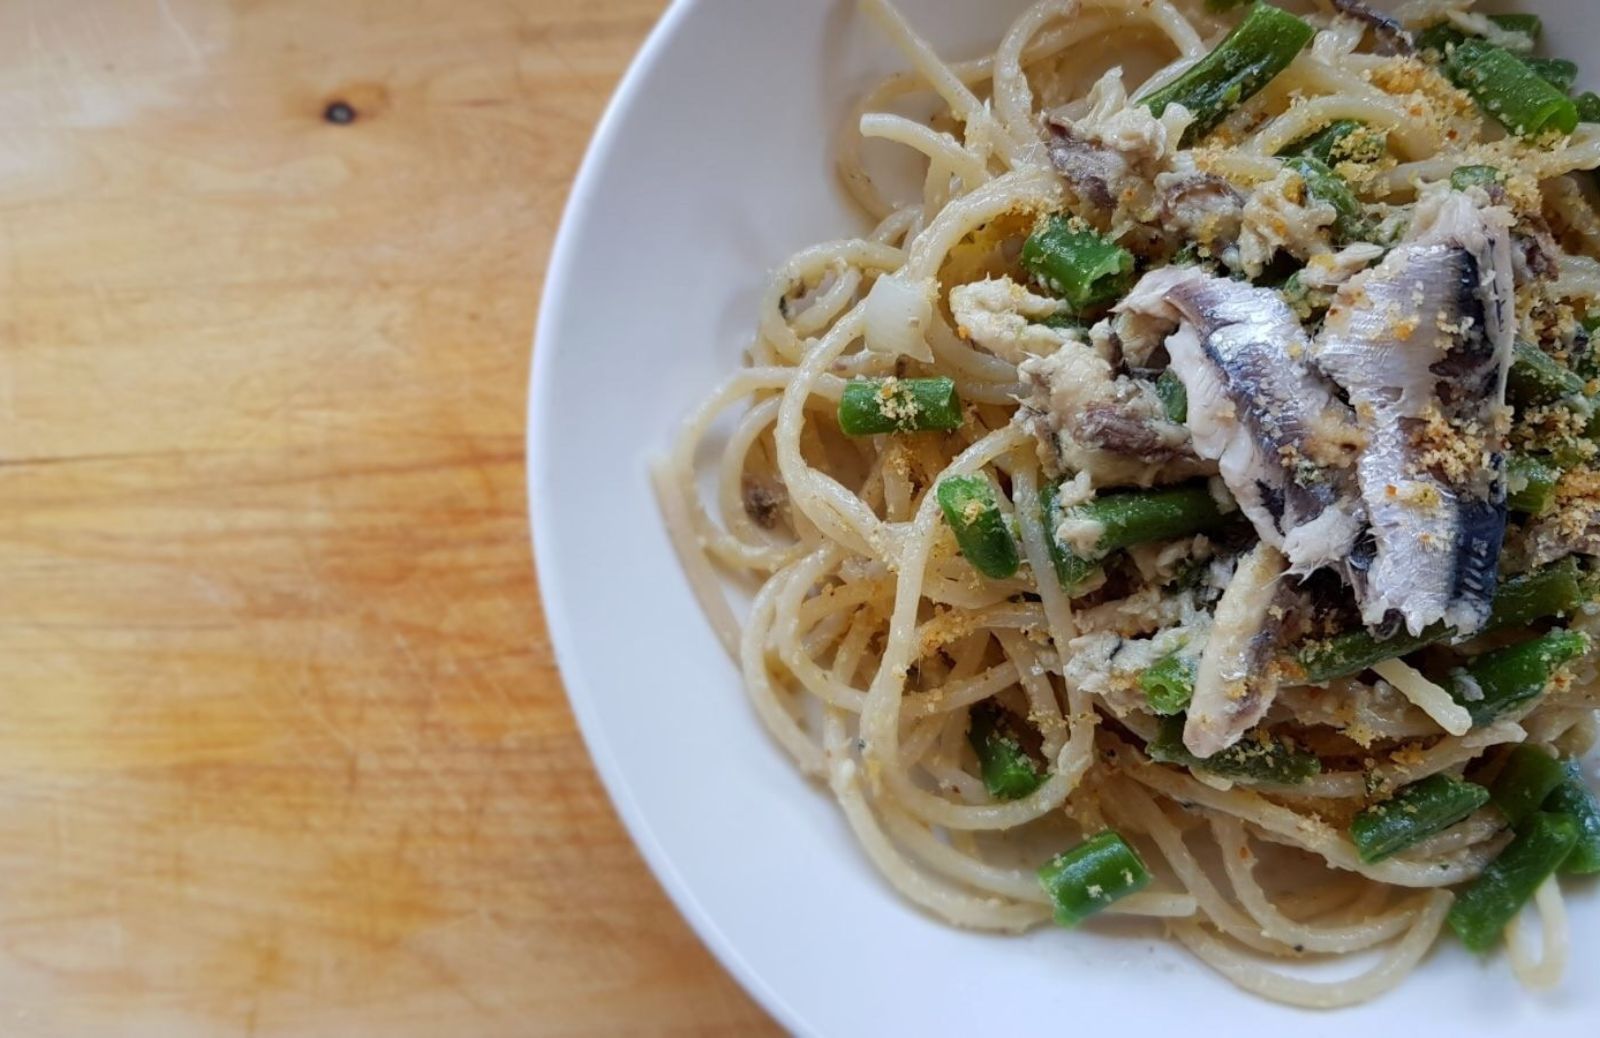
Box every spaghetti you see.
[655,0,1600,1006]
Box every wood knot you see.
[323,100,357,125]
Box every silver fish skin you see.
[1311,190,1515,636]
[1120,268,1366,576]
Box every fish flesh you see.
[1018,335,1203,487]
[1119,268,1367,576]
[1184,543,1292,757]
[1311,190,1515,636]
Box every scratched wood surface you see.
[0,1,778,1034]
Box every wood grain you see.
[0,1,777,1034]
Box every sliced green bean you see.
[936,476,1020,580]
[1042,484,1230,591]
[1546,761,1600,875]
[1525,57,1578,94]
[968,704,1044,800]
[1448,812,1577,953]
[1154,369,1188,424]
[1487,13,1541,42]
[1281,119,1386,165]
[1296,560,1590,683]
[1139,654,1195,716]
[1140,3,1315,145]
[1491,745,1570,829]
[1486,558,1589,630]
[1509,341,1586,406]
[1037,831,1151,926]
[1021,217,1133,314]
[1448,630,1591,728]
[1147,716,1320,785]
[1506,452,1562,515]
[838,377,962,436]
[1449,164,1503,191]
[1445,38,1578,139]
[1284,155,1370,244]
[1350,774,1491,864]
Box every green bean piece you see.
[1043,484,1230,591]
[1449,630,1591,728]
[1448,812,1577,953]
[1418,15,1537,57]
[1140,3,1315,145]
[1021,217,1134,314]
[1281,119,1387,165]
[1350,774,1492,864]
[1546,761,1600,875]
[1154,369,1188,424]
[1038,482,1099,590]
[968,704,1044,800]
[1296,560,1590,683]
[1414,22,1465,56]
[1506,453,1562,515]
[837,377,963,436]
[1486,558,1588,629]
[1284,155,1370,244]
[1487,13,1541,41]
[1037,831,1151,926]
[1139,654,1196,716]
[1525,57,1578,94]
[1147,716,1321,785]
[1509,341,1586,406]
[1491,745,1570,828]
[1445,38,1578,139]
[1449,164,1503,191]
[936,476,1020,580]
[1577,91,1600,123]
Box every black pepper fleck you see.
[324,100,357,125]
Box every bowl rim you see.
[526,0,802,1031]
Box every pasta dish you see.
[653,0,1600,1007]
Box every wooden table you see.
[0,1,775,1033]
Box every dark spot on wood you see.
[324,100,357,125]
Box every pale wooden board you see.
[0,1,777,1033]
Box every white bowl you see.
[530,2,1598,1033]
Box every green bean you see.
[838,377,962,436]
[936,476,1020,580]
[1296,560,1590,683]
[1445,38,1578,139]
[1146,716,1320,785]
[1449,630,1591,728]
[1284,155,1370,244]
[1418,16,1537,57]
[1509,341,1586,406]
[1489,745,1566,828]
[1487,13,1541,42]
[1525,57,1578,94]
[1154,369,1188,424]
[968,704,1044,800]
[1350,774,1491,864]
[1577,91,1600,124]
[1042,484,1231,590]
[1037,831,1151,926]
[1139,654,1195,716]
[1506,452,1562,516]
[1021,217,1133,314]
[1448,812,1577,953]
[1546,761,1600,875]
[1485,558,1589,630]
[1140,3,1315,145]
[1449,164,1503,191]
[1280,119,1387,165]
